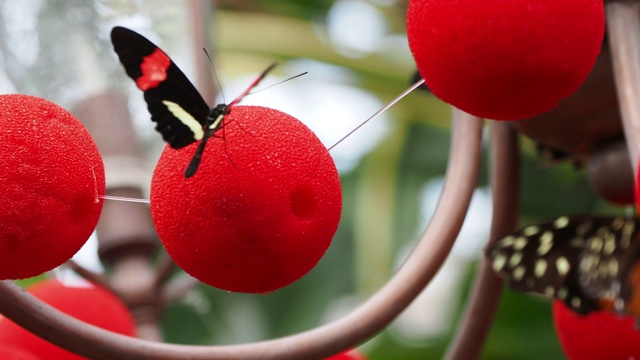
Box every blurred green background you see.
[0,0,623,359]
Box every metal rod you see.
[0,109,484,359]
[607,0,640,175]
[444,121,520,360]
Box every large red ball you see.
[0,95,105,279]
[0,347,40,360]
[150,106,342,293]
[552,301,640,359]
[0,279,136,360]
[407,0,605,120]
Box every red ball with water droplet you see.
[0,95,104,279]
[0,279,136,360]
[407,0,605,120]
[150,106,342,293]
[553,300,640,359]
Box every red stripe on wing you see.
[137,48,172,91]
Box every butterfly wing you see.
[486,216,602,315]
[111,26,210,149]
[577,217,640,313]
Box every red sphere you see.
[407,0,605,120]
[0,95,105,279]
[0,279,136,360]
[0,347,40,360]
[325,349,367,360]
[553,300,640,360]
[635,157,640,210]
[150,106,342,293]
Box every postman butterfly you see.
[486,216,640,316]
[110,26,275,177]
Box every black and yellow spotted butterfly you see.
[486,216,640,316]
[110,26,275,177]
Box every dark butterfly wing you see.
[486,216,603,314]
[111,26,209,149]
[577,217,640,313]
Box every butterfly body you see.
[110,26,275,177]
[486,216,640,316]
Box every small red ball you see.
[0,95,105,279]
[0,279,136,360]
[150,106,342,293]
[552,300,640,360]
[407,0,605,120]
[325,349,367,360]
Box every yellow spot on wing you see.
[513,236,528,250]
[556,257,570,276]
[492,253,507,272]
[554,216,569,229]
[162,100,204,140]
[523,226,540,236]
[513,266,526,281]
[534,259,548,278]
[509,252,523,268]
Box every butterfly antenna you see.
[247,71,308,96]
[203,48,226,103]
[228,62,278,107]
[327,78,425,152]
[185,129,215,178]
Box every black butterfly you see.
[110,26,275,177]
[485,216,640,316]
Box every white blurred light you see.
[326,0,389,57]
[391,179,493,341]
[419,178,493,260]
[56,232,103,286]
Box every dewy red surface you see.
[325,349,368,360]
[553,301,640,360]
[150,106,342,293]
[0,95,105,279]
[0,347,40,360]
[0,279,136,360]
[407,0,605,120]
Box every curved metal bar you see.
[444,122,520,360]
[607,0,640,174]
[0,108,484,359]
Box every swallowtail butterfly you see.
[110,26,275,177]
[486,216,640,316]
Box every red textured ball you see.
[407,0,605,120]
[0,95,104,279]
[325,349,367,360]
[635,158,640,210]
[0,279,136,360]
[150,106,342,293]
[0,347,40,360]
[552,301,640,359]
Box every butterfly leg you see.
[221,127,240,171]
[184,128,216,178]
